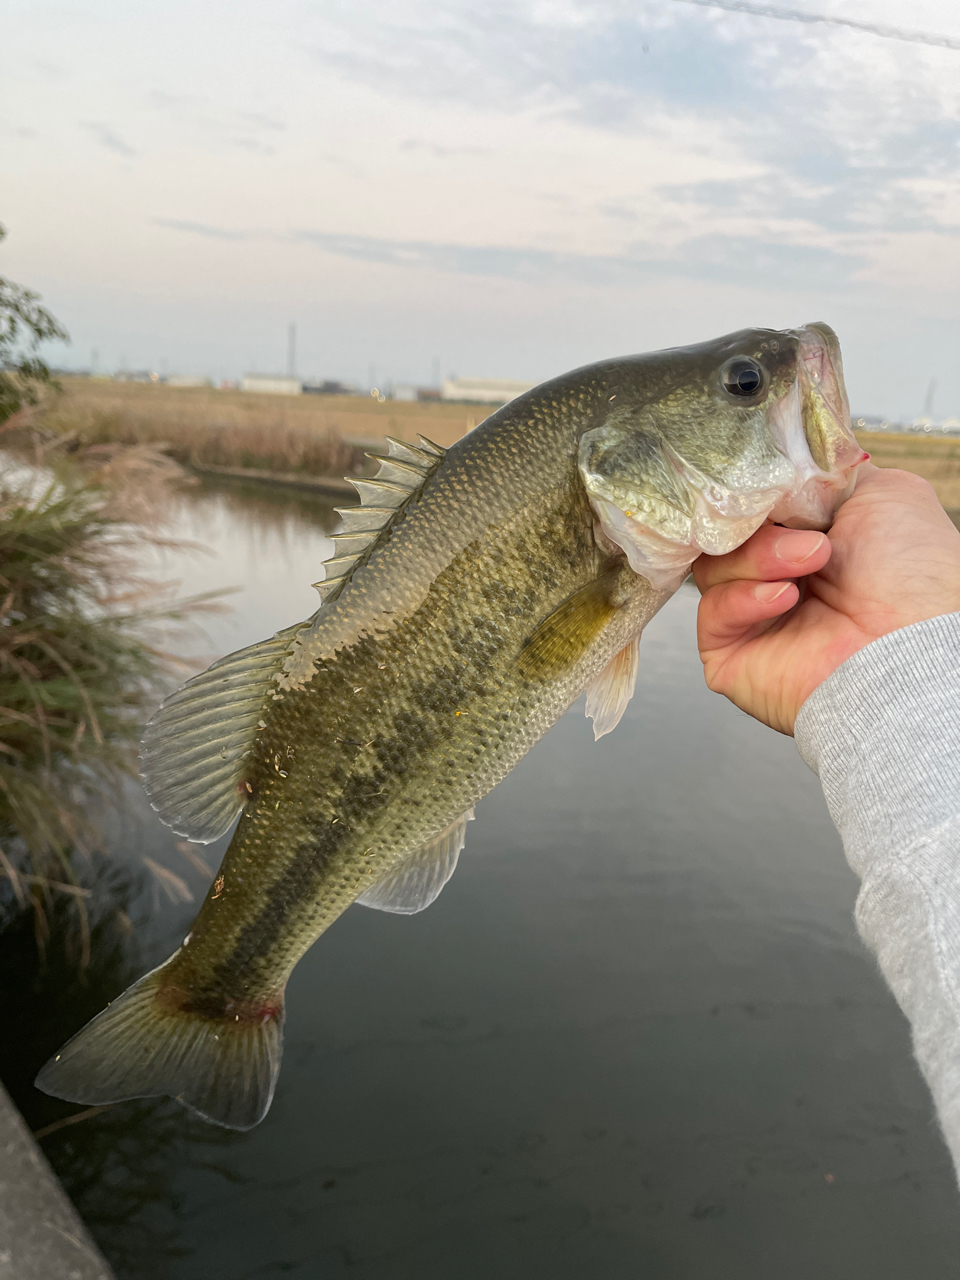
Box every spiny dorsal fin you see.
[414,434,444,458]
[314,435,445,604]
[584,635,640,741]
[139,619,310,842]
[356,809,474,914]
[335,506,396,534]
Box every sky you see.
[4,0,960,418]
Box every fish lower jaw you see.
[590,447,863,586]
[767,469,858,530]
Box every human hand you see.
[692,463,960,735]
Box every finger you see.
[698,577,799,652]
[693,525,830,592]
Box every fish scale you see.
[212,473,649,995]
[37,324,864,1130]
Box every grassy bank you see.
[34,378,490,480]
[27,382,960,511]
[856,431,960,511]
[0,444,208,952]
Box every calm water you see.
[5,476,960,1277]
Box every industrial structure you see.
[440,376,535,405]
[240,373,303,396]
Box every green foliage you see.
[0,223,69,426]
[0,450,204,948]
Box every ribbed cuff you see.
[795,613,960,879]
[797,614,960,1181]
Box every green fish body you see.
[38,324,863,1128]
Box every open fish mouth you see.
[580,322,865,591]
[766,323,865,530]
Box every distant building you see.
[302,379,357,396]
[167,375,212,388]
[440,376,535,406]
[241,374,302,396]
[392,384,443,402]
[113,370,156,384]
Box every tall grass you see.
[858,431,960,510]
[34,378,484,476]
[38,390,366,479]
[0,438,213,957]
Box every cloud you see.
[598,203,638,221]
[156,216,861,291]
[672,0,960,54]
[399,138,490,157]
[154,218,251,241]
[235,111,284,133]
[303,0,960,251]
[83,121,136,158]
[146,94,285,153]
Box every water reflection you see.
[4,476,960,1278]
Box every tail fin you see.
[35,958,284,1131]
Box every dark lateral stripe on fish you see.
[211,760,398,988]
[211,825,352,988]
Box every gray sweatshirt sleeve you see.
[795,612,960,1176]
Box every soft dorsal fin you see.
[140,436,444,843]
[584,635,640,741]
[139,621,308,843]
[314,435,445,603]
[356,809,474,914]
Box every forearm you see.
[795,613,960,1177]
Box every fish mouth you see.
[801,322,848,431]
[766,322,865,530]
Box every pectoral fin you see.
[356,810,475,914]
[584,636,640,740]
[517,569,624,681]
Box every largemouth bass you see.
[38,323,863,1129]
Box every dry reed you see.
[857,431,960,511]
[34,379,488,479]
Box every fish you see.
[36,323,864,1130]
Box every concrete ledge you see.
[0,1081,113,1279]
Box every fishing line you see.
[671,0,960,52]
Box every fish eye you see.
[721,357,765,400]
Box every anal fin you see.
[584,636,640,740]
[356,810,474,914]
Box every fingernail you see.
[775,530,824,563]
[754,581,792,603]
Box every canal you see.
[4,474,958,1278]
